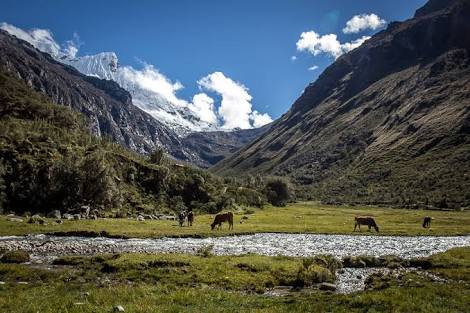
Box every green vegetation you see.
[0,71,266,217]
[0,250,30,264]
[0,248,469,312]
[1,202,469,237]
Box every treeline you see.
[0,72,292,216]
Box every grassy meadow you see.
[1,202,469,238]
[0,248,469,313]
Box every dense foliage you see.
[0,72,265,216]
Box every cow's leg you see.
[368,225,371,232]
[354,223,357,232]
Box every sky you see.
[0,0,426,127]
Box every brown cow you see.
[211,212,233,230]
[187,210,194,226]
[422,216,433,228]
[354,216,379,232]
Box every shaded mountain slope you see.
[213,0,470,207]
[182,125,271,168]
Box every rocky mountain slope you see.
[61,52,218,136]
[0,29,185,156]
[0,30,263,167]
[213,0,470,207]
[182,124,270,167]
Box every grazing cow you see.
[211,212,234,230]
[178,211,186,227]
[354,216,379,232]
[187,210,194,226]
[422,216,433,228]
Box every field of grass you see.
[0,248,469,313]
[1,202,469,238]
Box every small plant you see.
[196,244,214,258]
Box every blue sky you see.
[1,0,426,123]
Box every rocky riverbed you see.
[1,233,469,294]
[1,233,469,259]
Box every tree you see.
[265,178,292,207]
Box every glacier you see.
[60,52,219,136]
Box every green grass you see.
[0,248,469,313]
[1,202,469,238]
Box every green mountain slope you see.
[213,0,470,208]
[0,71,264,216]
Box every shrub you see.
[264,178,292,207]
[0,250,30,263]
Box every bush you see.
[265,178,292,207]
[0,250,30,263]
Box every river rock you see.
[319,282,337,291]
[27,215,45,224]
[81,205,90,218]
[63,213,73,220]
[47,210,61,219]
[7,217,23,223]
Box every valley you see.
[0,0,469,312]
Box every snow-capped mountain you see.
[61,52,218,136]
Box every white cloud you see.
[198,72,254,129]
[308,65,319,71]
[0,22,62,57]
[250,110,273,128]
[119,64,188,107]
[291,55,297,61]
[342,14,386,34]
[296,30,370,59]
[296,31,343,58]
[189,93,217,124]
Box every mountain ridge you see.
[213,0,470,207]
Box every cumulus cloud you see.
[296,30,370,59]
[291,55,297,61]
[198,72,254,129]
[342,13,386,34]
[189,93,217,124]
[250,110,273,127]
[119,64,188,107]
[308,65,319,71]
[296,31,343,58]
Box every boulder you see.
[47,210,61,219]
[137,215,145,222]
[27,214,45,224]
[7,217,23,223]
[80,205,90,218]
[63,213,73,220]
[319,282,337,291]
[73,214,81,220]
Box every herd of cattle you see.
[179,211,433,232]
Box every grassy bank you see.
[0,248,469,312]
[1,202,469,238]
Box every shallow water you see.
[1,233,469,259]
